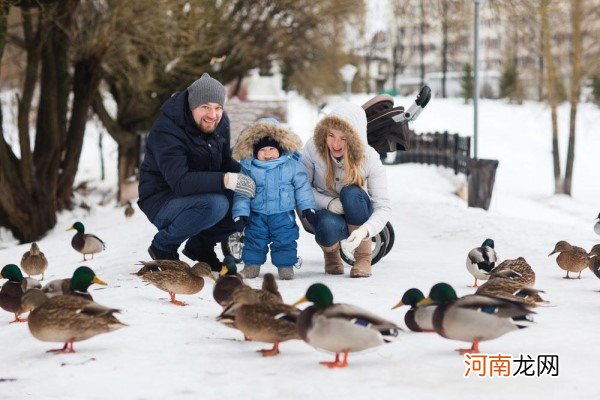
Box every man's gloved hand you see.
[340,225,369,254]
[327,197,344,215]
[234,216,249,233]
[301,209,317,227]
[224,173,256,198]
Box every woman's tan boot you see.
[321,244,344,275]
[348,225,372,278]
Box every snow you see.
[1,94,600,399]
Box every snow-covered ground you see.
[1,94,599,399]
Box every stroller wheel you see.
[340,227,388,266]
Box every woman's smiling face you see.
[326,129,347,158]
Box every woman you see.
[301,102,391,277]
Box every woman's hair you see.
[324,131,365,192]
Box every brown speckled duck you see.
[475,278,547,306]
[21,242,48,280]
[42,266,107,301]
[68,222,106,261]
[391,288,435,332]
[20,289,126,353]
[489,257,536,286]
[588,244,600,282]
[548,241,589,279]
[136,260,214,306]
[213,259,247,307]
[226,286,300,357]
[0,264,41,323]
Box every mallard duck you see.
[548,241,589,279]
[588,244,600,281]
[214,259,247,307]
[67,222,106,261]
[594,213,600,236]
[489,257,536,286]
[0,264,41,323]
[227,287,300,357]
[466,238,497,287]
[292,283,400,368]
[20,289,126,353]
[217,273,282,341]
[42,266,107,301]
[391,288,435,332]
[421,282,535,354]
[136,260,214,306]
[124,201,135,218]
[475,278,547,306]
[20,242,48,280]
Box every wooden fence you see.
[390,131,471,175]
[386,130,499,210]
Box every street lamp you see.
[473,0,485,160]
[339,64,358,100]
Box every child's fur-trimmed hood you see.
[232,122,303,160]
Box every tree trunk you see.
[440,0,448,98]
[540,0,562,194]
[419,0,426,87]
[563,0,582,195]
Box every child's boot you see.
[277,267,294,280]
[240,264,261,279]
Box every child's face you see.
[257,146,280,161]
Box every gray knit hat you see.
[187,73,227,110]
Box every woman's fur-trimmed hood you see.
[232,122,303,160]
[313,104,366,166]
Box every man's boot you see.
[347,225,372,278]
[321,243,344,275]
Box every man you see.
[138,73,255,270]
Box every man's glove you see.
[234,216,249,233]
[301,209,317,227]
[341,225,369,253]
[224,173,256,198]
[327,198,344,214]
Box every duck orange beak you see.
[219,266,228,276]
[417,297,433,307]
[391,300,404,310]
[92,276,107,285]
[291,296,308,307]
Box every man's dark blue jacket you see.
[138,90,240,221]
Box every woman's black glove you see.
[301,209,317,227]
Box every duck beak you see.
[219,266,228,276]
[207,272,217,281]
[0,273,4,279]
[291,296,308,307]
[66,227,75,232]
[416,297,433,307]
[391,300,404,310]
[548,250,557,257]
[92,276,107,286]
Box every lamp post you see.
[473,0,483,160]
[339,64,358,100]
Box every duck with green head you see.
[391,288,435,332]
[466,238,497,288]
[292,283,400,368]
[420,282,535,354]
[42,266,107,301]
[20,288,126,353]
[68,222,106,261]
[213,257,248,307]
[0,264,41,323]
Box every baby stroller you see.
[222,86,431,266]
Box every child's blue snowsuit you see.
[232,153,316,268]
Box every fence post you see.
[467,158,500,210]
